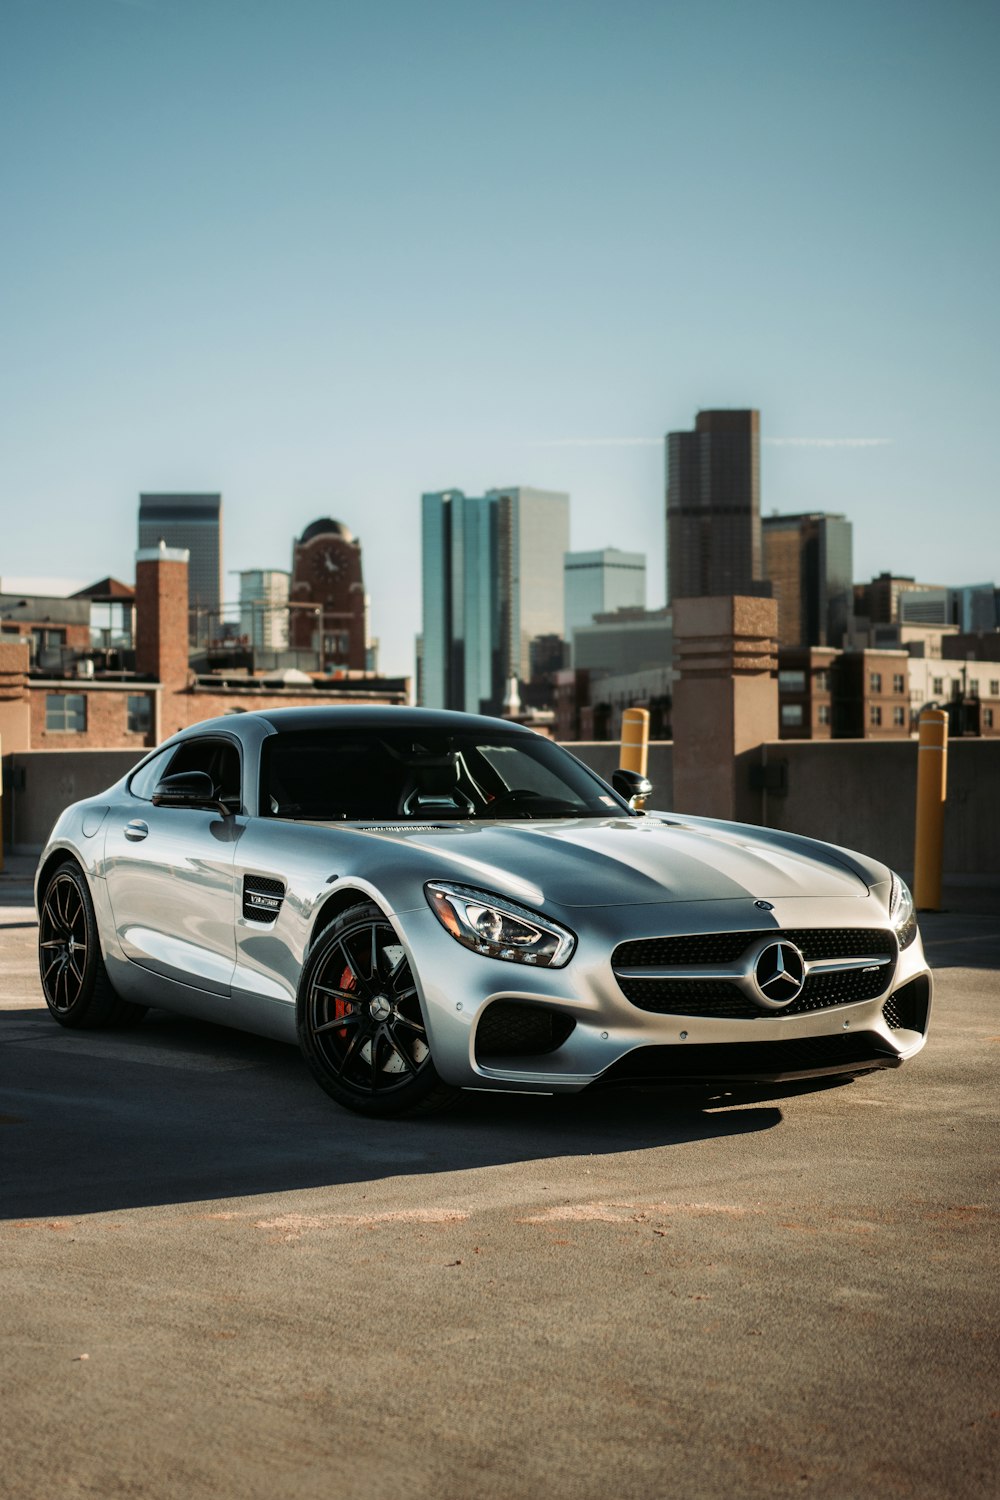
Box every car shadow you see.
[0,1005,831,1220]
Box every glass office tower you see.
[421,490,500,712]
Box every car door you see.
[104,734,245,999]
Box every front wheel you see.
[297,902,458,1118]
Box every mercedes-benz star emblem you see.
[753,941,806,1008]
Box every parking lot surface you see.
[2,856,998,1499]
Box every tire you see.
[38,860,147,1029]
[297,901,458,1118]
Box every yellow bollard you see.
[913,707,948,911]
[620,707,649,776]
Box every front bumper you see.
[397,893,933,1094]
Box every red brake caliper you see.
[336,963,355,1036]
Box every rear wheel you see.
[38,861,146,1029]
[297,902,457,1117]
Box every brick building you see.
[0,545,408,755]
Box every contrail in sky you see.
[764,437,892,448]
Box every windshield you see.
[260,728,630,822]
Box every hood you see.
[343,816,872,908]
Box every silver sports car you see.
[36,706,932,1116]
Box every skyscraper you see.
[421,484,570,710]
[138,494,222,635]
[420,490,500,713]
[488,486,570,683]
[564,548,647,640]
[762,512,853,648]
[665,410,764,602]
[238,569,290,651]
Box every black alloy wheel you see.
[38,861,145,1028]
[297,902,457,1117]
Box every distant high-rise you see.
[420,484,570,711]
[420,490,500,713]
[564,548,646,642]
[762,512,853,648]
[138,494,222,635]
[488,486,570,682]
[238,569,290,651]
[666,410,764,602]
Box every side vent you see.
[243,875,285,922]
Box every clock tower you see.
[289,517,366,669]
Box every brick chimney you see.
[134,541,190,689]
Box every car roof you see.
[180,705,538,738]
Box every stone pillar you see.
[134,543,191,737]
[671,596,778,823]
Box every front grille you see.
[596,1032,900,1085]
[475,1002,575,1061]
[613,928,896,1019]
[614,929,894,967]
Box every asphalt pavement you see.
[1,853,998,1500]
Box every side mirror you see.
[152,770,230,815]
[612,768,653,810]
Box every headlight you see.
[890,874,918,950]
[425,882,576,968]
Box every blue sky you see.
[2,0,997,675]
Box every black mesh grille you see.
[614,929,895,967]
[882,977,931,1034]
[245,875,285,896]
[475,1003,575,1061]
[613,928,895,1019]
[596,1032,899,1085]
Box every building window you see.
[127,695,152,734]
[932,677,944,695]
[893,706,907,727]
[870,704,882,727]
[815,670,830,691]
[781,703,804,727]
[870,672,882,693]
[968,680,979,699]
[990,680,999,697]
[46,693,86,732]
[818,704,831,725]
[778,670,806,693]
[893,673,905,693]
[985,709,995,728]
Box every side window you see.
[129,739,242,809]
[166,738,243,810]
[128,748,172,802]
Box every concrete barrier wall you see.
[570,738,1000,879]
[5,738,999,880]
[3,750,145,851]
[764,738,1000,880]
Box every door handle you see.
[124,820,149,842]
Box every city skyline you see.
[2,0,997,676]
